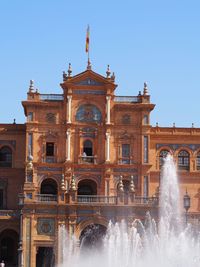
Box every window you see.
[28,133,33,155]
[143,115,149,125]
[144,136,148,163]
[143,176,149,198]
[159,150,169,168]
[27,112,33,122]
[46,143,54,156]
[178,150,190,170]
[0,146,12,167]
[122,144,130,164]
[83,140,93,156]
[197,152,200,170]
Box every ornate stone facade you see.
[0,65,200,266]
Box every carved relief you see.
[37,218,55,235]
[46,113,56,123]
[76,104,102,123]
[122,114,131,124]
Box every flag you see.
[85,25,90,53]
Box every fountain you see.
[59,155,200,267]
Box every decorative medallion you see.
[76,104,102,123]
[37,218,55,235]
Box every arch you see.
[159,149,170,168]
[76,104,102,123]
[0,146,12,167]
[78,179,97,195]
[0,229,18,266]
[40,178,58,195]
[79,223,107,252]
[178,150,190,170]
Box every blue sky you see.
[0,0,199,127]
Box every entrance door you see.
[36,247,55,267]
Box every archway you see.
[40,179,58,195]
[79,224,107,252]
[0,229,18,266]
[78,179,97,195]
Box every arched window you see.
[0,229,18,266]
[197,152,200,170]
[178,150,190,170]
[159,150,169,168]
[78,179,97,196]
[0,146,12,167]
[40,179,57,195]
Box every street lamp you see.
[183,189,190,225]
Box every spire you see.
[29,80,34,92]
[106,65,111,78]
[118,176,124,192]
[70,174,77,191]
[68,63,72,77]
[143,82,148,95]
[129,176,135,193]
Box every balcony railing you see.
[36,194,57,202]
[114,96,141,103]
[39,94,64,101]
[77,195,117,204]
[78,156,97,164]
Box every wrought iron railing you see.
[114,96,141,103]
[39,94,64,101]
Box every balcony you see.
[36,194,57,202]
[114,96,141,103]
[39,94,64,101]
[78,155,97,164]
[77,195,117,204]
[19,193,158,207]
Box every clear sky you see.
[0,0,199,127]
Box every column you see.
[106,96,111,124]
[67,95,72,123]
[106,132,110,162]
[66,129,71,161]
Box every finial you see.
[70,174,77,191]
[156,122,158,127]
[192,123,194,128]
[118,176,124,192]
[111,72,115,82]
[61,174,65,191]
[143,82,148,95]
[63,71,67,81]
[13,118,16,124]
[29,80,34,92]
[87,59,92,70]
[138,91,141,96]
[129,176,135,193]
[68,63,72,77]
[173,122,176,127]
[106,65,111,78]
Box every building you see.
[0,63,200,266]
